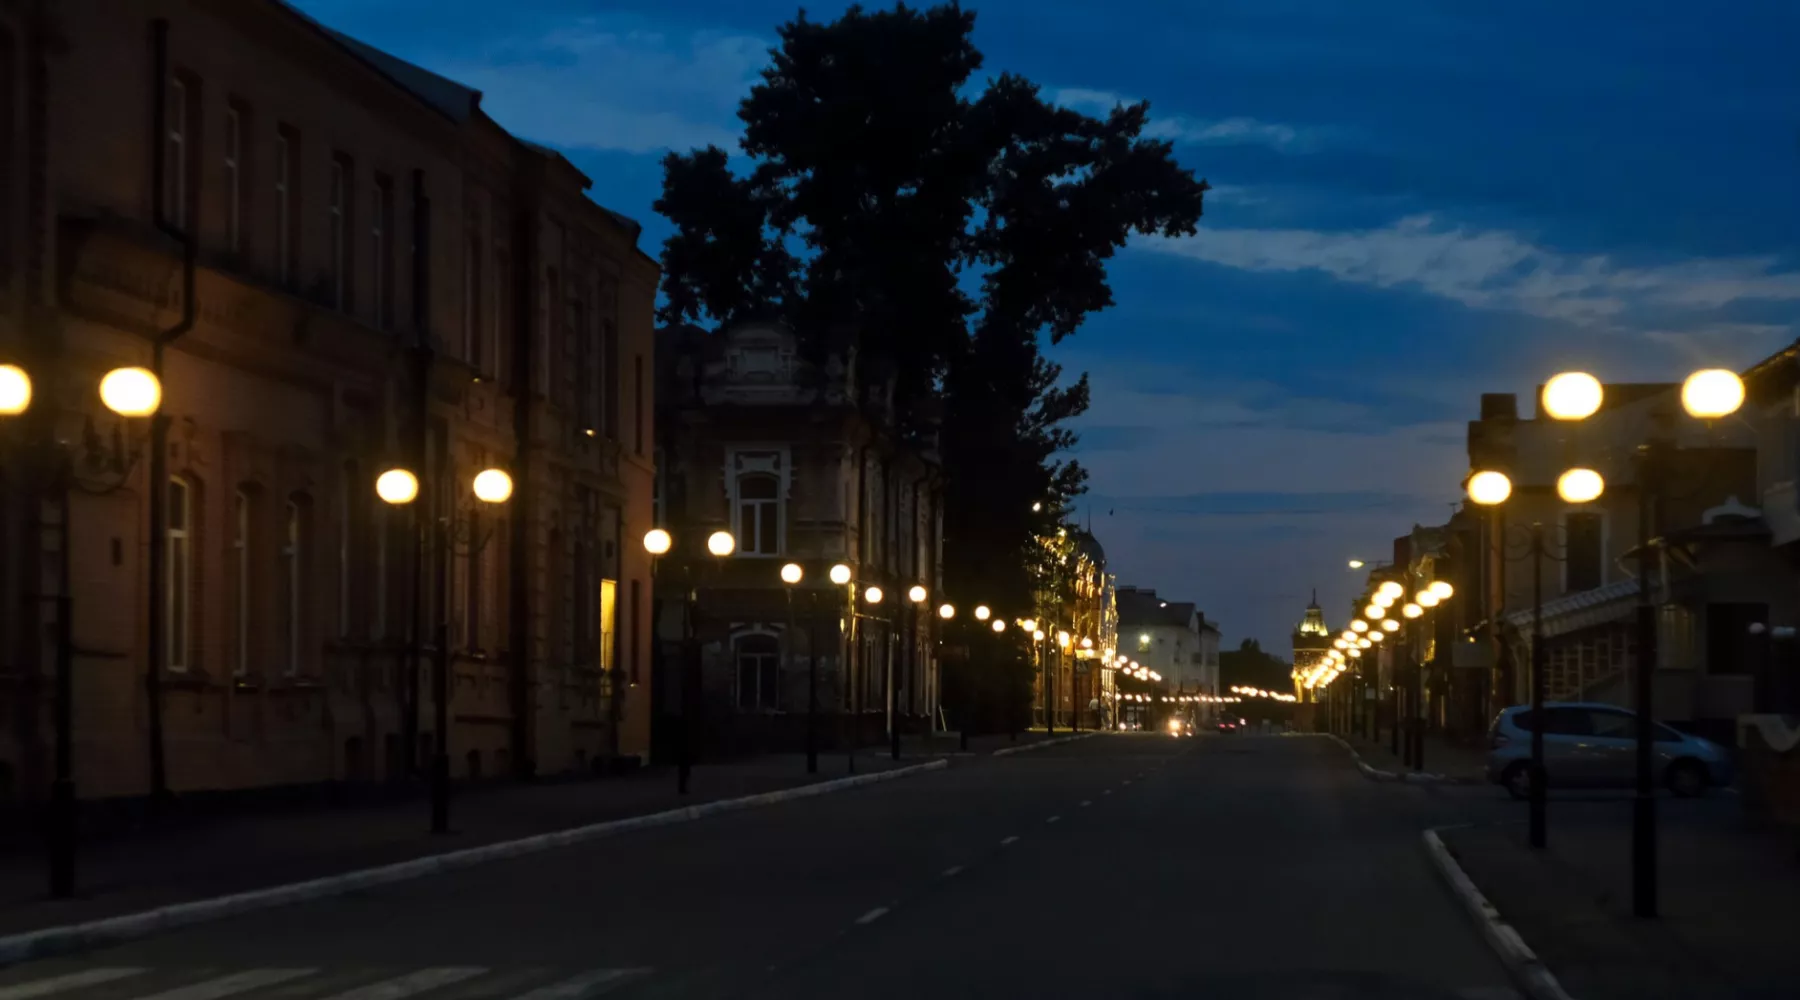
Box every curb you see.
[991,732,1099,757]
[1422,827,1576,1000]
[0,759,949,968]
[1324,734,1481,786]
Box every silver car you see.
[1485,701,1733,799]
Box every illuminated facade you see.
[1291,590,1333,704]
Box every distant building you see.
[1291,591,1333,728]
[1116,586,1220,707]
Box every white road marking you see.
[1046,815,1060,824]
[506,969,652,1000]
[0,969,147,1000]
[1122,780,1132,785]
[855,907,890,925]
[941,865,964,877]
[135,970,318,1000]
[1079,800,1091,807]
[1000,835,1020,846]
[1102,789,1113,795]
[317,968,487,1000]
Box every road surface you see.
[0,734,1518,999]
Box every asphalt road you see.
[0,734,1520,1000]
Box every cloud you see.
[1140,214,1800,327]
[435,17,767,154]
[1053,88,1321,152]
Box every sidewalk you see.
[1343,730,1489,782]
[0,754,919,939]
[1441,809,1800,999]
[896,728,1098,757]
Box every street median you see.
[0,758,947,967]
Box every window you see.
[629,579,641,685]
[329,155,352,309]
[602,317,619,439]
[735,634,780,711]
[372,503,388,640]
[337,465,354,636]
[275,127,298,284]
[164,76,193,229]
[464,234,483,369]
[372,176,393,330]
[283,498,304,675]
[633,355,644,455]
[166,477,192,671]
[493,250,510,383]
[736,473,780,556]
[1564,512,1603,592]
[234,489,251,676]
[465,512,483,649]
[0,29,15,287]
[222,104,244,253]
[600,578,617,673]
[541,268,559,396]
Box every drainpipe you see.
[506,207,535,779]
[144,19,198,807]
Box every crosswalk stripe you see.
[0,969,148,1000]
[315,969,486,1000]
[504,970,651,1000]
[132,970,318,1000]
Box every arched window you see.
[736,473,779,556]
[166,477,193,671]
[735,633,781,712]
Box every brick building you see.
[653,322,945,755]
[0,0,656,804]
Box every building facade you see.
[1117,586,1219,705]
[0,0,655,804]
[653,322,945,755]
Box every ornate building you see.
[652,322,945,754]
[1291,590,1333,725]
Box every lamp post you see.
[638,527,735,794]
[780,563,816,773]
[859,582,884,772]
[378,464,511,833]
[2,362,160,897]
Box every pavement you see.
[1340,729,1489,783]
[1438,790,1800,1000]
[0,755,919,938]
[0,734,1521,999]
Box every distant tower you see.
[1292,589,1332,703]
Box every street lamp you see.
[779,562,819,774]
[3,361,160,898]
[1556,468,1605,504]
[974,605,991,621]
[938,604,955,620]
[379,464,511,833]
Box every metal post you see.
[890,625,901,762]
[1529,522,1548,849]
[1632,447,1659,918]
[431,515,451,833]
[848,592,858,775]
[1044,642,1054,736]
[806,591,818,774]
[678,568,697,794]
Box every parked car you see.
[1217,717,1240,735]
[1485,702,1733,799]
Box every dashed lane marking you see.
[1046,816,1060,824]
[1000,835,1020,846]
[941,865,964,877]
[855,907,890,925]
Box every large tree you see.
[654,2,1208,722]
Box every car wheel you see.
[1666,759,1709,798]
[1501,761,1532,800]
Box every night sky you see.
[291,0,1800,653]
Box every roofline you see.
[269,1,470,124]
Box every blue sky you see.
[293,0,1800,653]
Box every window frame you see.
[1562,510,1606,593]
[166,476,193,672]
[234,488,251,676]
[274,125,299,285]
[329,154,353,310]
[372,174,393,330]
[283,497,304,676]
[735,472,781,558]
[222,102,244,253]
[734,634,782,712]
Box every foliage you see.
[1220,638,1292,693]
[653,2,1209,727]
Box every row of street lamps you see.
[1461,365,1744,920]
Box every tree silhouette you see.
[654,2,1209,723]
